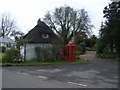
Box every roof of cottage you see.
[23,19,62,44]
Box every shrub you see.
[35,46,62,62]
[96,39,108,54]
[2,48,19,63]
[79,41,86,54]
[97,53,120,60]
[0,46,6,52]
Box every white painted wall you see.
[25,43,52,60]
[20,47,25,58]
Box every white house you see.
[0,36,15,48]
[21,19,62,60]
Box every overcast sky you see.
[0,0,112,36]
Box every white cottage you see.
[0,36,15,48]
[22,19,62,60]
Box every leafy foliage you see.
[85,35,97,50]
[97,1,120,55]
[79,41,86,54]
[97,54,120,61]
[2,48,19,63]
[0,46,6,52]
[15,36,28,53]
[35,46,63,62]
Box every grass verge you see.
[1,59,89,66]
[96,54,120,61]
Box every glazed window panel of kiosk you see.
[66,43,76,62]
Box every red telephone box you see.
[66,43,76,62]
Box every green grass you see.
[0,52,3,63]
[1,51,89,66]
[0,52,5,58]
[2,59,89,66]
[96,54,120,61]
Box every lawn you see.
[2,59,89,66]
[0,52,3,63]
[96,54,120,61]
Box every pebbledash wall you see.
[21,43,52,60]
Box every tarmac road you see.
[2,51,119,88]
[2,69,76,88]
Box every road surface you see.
[2,51,119,88]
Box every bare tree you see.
[0,13,17,37]
[44,6,94,45]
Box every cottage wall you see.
[25,43,52,60]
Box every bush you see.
[51,45,64,60]
[35,46,62,62]
[35,46,52,61]
[96,39,109,54]
[78,41,86,54]
[2,48,19,63]
[97,53,120,60]
[0,46,6,52]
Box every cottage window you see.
[42,34,49,38]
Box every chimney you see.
[37,18,41,24]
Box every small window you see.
[42,34,49,39]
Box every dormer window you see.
[42,34,49,39]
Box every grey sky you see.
[0,0,111,36]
